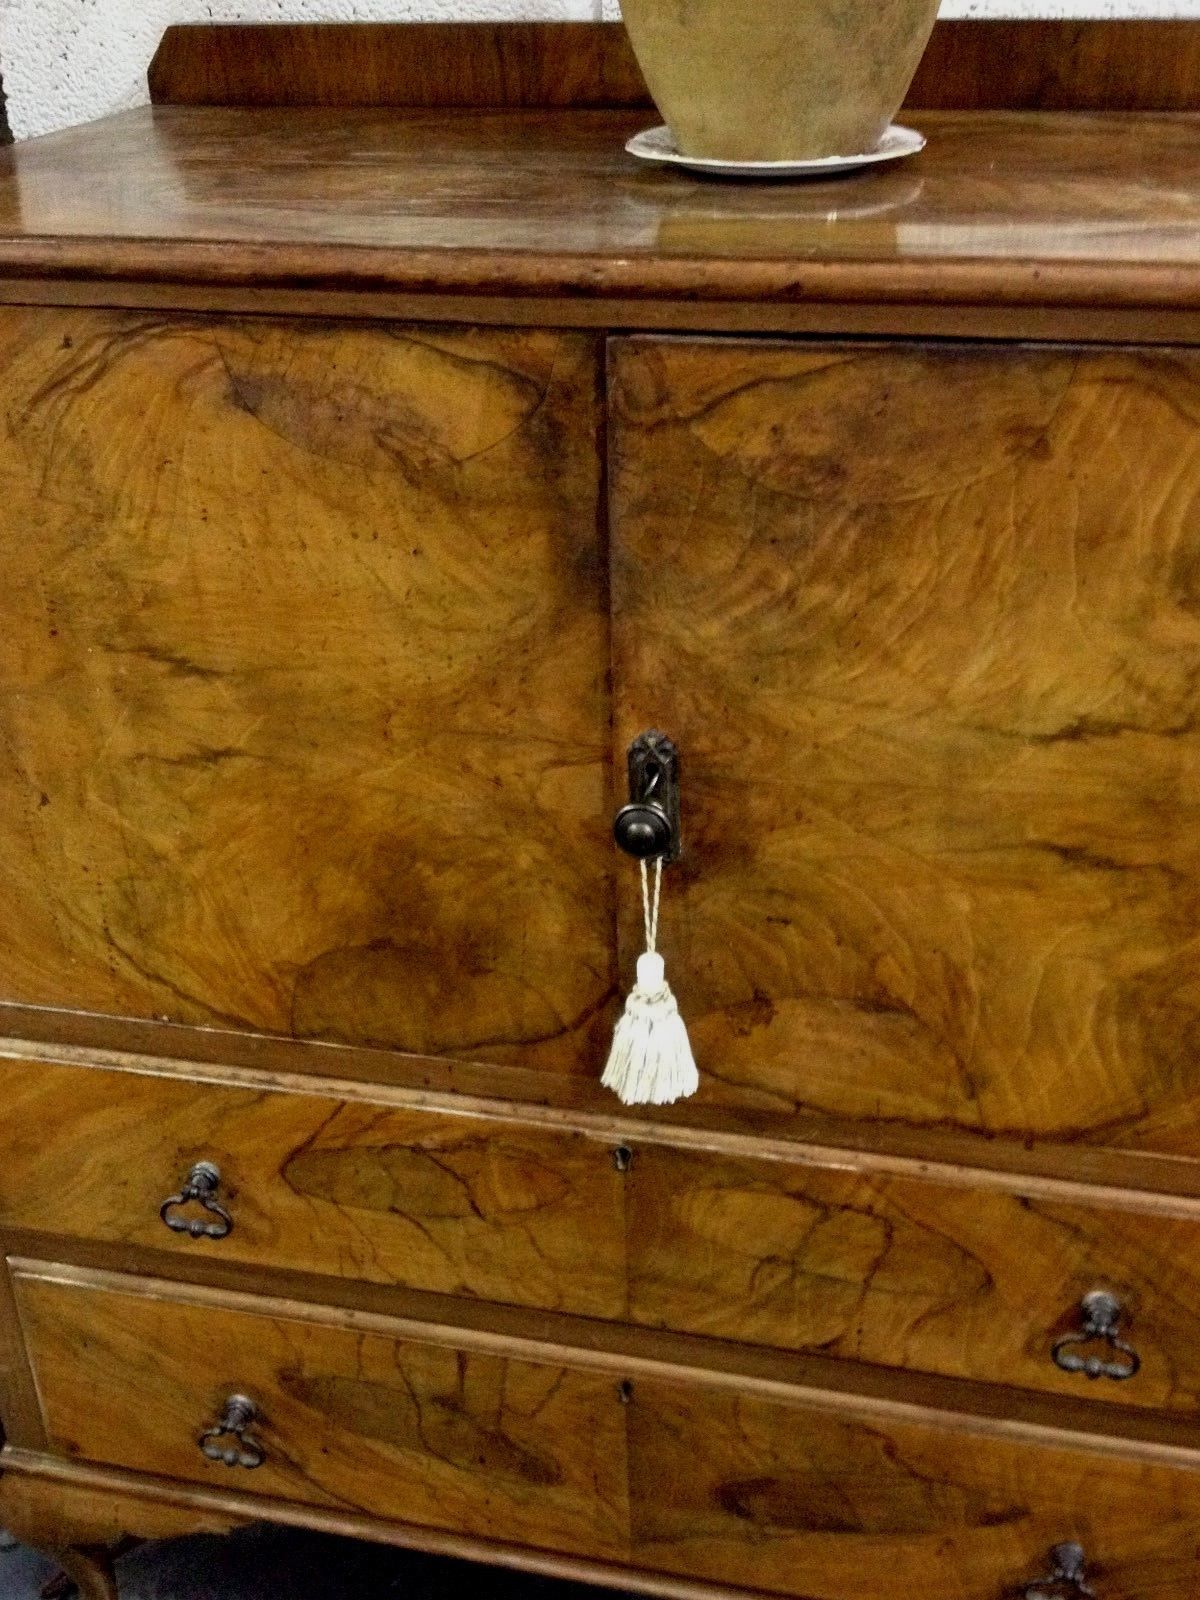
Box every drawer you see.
[0,1056,626,1318]
[12,1261,628,1557]
[13,1259,1200,1600]
[5,1055,1200,1417]
[628,1144,1200,1416]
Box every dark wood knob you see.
[614,800,673,859]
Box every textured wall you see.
[3,0,1200,139]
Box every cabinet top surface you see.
[3,106,1200,310]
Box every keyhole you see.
[613,1145,633,1173]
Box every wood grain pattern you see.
[912,20,1200,111]
[14,1266,629,1558]
[9,277,1200,352]
[7,1000,1200,1199]
[10,1052,1200,1417]
[0,1057,625,1317]
[628,1145,1200,1415]
[149,22,654,111]
[15,1262,1200,1600]
[0,1470,244,1553]
[4,108,1200,325]
[610,338,1200,1160]
[0,1459,780,1600]
[0,306,611,1070]
[0,1459,775,1600]
[628,1380,1200,1600]
[146,21,1200,114]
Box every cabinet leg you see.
[41,1544,119,1600]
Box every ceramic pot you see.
[620,0,940,163]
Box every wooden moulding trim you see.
[0,1448,777,1600]
[14,1258,1200,1468]
[7,1029,1200,1219]
[0,239,1199,314]
[147,19,1200,113]
[0,1252,46,1453]
[1,998,1200,1204]
[3,278,1200,345]
[12,1232,1200,1456]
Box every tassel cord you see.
[641,856,663,957]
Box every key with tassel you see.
[604,732,698,1107]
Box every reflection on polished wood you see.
[3,108,1200,317]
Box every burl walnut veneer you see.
[3,20,1200,1600]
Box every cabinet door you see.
[609,337,1200,1156]
[0,310,611,1072]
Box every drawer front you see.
[0,1057,626,1318]
[628,1144,1200,1416]
[5,1055,1200,1414]
[609,336,1200,1160]
[14,1261,1200,1600]
[627,1380,1200,1600]
[0,307,611,1074]
[12,1263,628,1556]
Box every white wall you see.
[4,0,1200,140]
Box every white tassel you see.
[602,859,698,1107]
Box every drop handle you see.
[160,1160,233,1240]
[198,1394,264,1470]
[613,731,681,863]
[1052,1291,1140,1381]
[1023,1542,1096,1598]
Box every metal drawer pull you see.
[1024,1542,1095,1598]
[160,1160,233,1240]
[1052,1290,1140,1381]
[198,1394,264,1470]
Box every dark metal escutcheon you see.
[160,1160,234,1241]
[614,731,681,863]
[1023,1542,1095,1598]
[198,1394,264,1470]
[1052,1290,1140,1382]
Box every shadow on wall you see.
[0,72,9,142]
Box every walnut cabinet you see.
[2,21,1200,1600]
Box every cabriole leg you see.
[41,1543,119,1600]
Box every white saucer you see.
[625,123,926,179]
